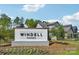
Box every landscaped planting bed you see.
[0,47,49,55]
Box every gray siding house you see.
[36,21,61,40]
[47,21,60,30]
[36,21,48,28]
[64,25,74,39]
[11,23,28,29]
[64,25,78,39]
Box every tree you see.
[25,19,38,28]
[51,25,65,40]
[14,16,24,25]
[20,17,24,24]
[0,14,11,29]
[13,16,21,25]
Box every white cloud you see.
[62,16,72,25]
[44,19,62,23]
[22,4,45,12]
[73,12,79,20]
[62,12,79,25]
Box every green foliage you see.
[0,14,14,44]
[14,16,20,24]
[51,25,65,40]
[14,16,24,25]
[0,29,14,44]
[0,14,11,29]
[25,19,38,28]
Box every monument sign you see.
[12,28,49,46]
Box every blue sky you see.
[0,4,79,30]
[0,4,79,19]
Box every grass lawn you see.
[0,40,79,55]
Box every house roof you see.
[72,26,78,33]
[16,24,25,28]
[37,21,48,28]
[47,21,60,26]
[64,25,78,33]
[64,25,73,32]
[37,21,61,29]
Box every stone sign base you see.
[12,41,49,46]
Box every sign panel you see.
[15,28,48,41]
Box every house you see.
[64,25,78,39]
[24,24,28,28]
[47,22,62,40]
[15,24,25,28]
[9,23,28,29]
[47,21,60,30]
[36,21,48,28]
[64,25,73,39]
[36,21,61,40]
[15,24,28,28]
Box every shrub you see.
[0,29,14,44]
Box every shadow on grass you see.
[0,43,11,47]
[49,41,69,46]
